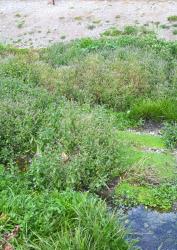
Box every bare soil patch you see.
[0,0,177,47]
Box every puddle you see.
[126,206,177,250]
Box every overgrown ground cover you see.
[0,33,177,249]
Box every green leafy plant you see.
[162,122,177,148]
[168,15,177,22]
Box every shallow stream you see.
[126,206,177,250]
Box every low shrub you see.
[28,102,127,192]
[57,47,169,111]
[0,78,53,165]
[0,77,127,191]
[162,122,177,149]
[0,53,40,85]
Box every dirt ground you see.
[0,0,177,48]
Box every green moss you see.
[115,182,177,211]
[117,130,165,148]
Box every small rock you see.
[144,223,149,228]
[61,152,69,162]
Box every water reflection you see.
[127,206,177,250]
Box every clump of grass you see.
[115,15,121,19]
[60,35,66,39]
[168,15,177,22]
[87,24,96,30]
[28,30,35,35]
[101,27,122,36]
[160,24,170,29]
[143,23,149,27]
[162,122,177,149]
[92,19,101,25]
[129,99,177,122]
[0,188,129,249]
[15,13,21,18]
[154,21,160,26]
[173,29,177,35]
[123,25,138,35]
[74,16,83,21]
[16,20,25,29]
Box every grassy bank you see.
[0,33,177,248]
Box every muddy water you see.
[126,206,177,250]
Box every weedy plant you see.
[162,122,177,149]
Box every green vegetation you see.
[173,29,177,35]
[160,24,170,29]
[74,16,83,21]
[16,20,25,29]
[14,13,21,18]
[0,32,177,248]
[101,27,122,37]
[115,183,176,210]
[1,185,128,249]
[162,122,177,148]
[92,20,101,25]
[117,131,165,148]
[115,131,177,211]
[123,26,138,35]
[168,15,177,22]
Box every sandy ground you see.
[0,0,177,48]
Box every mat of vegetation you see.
[0,33,177,249]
